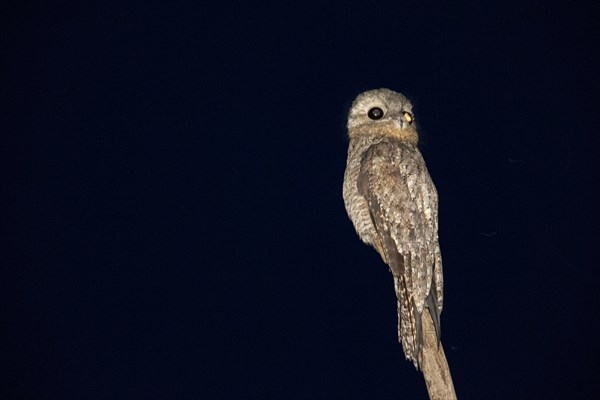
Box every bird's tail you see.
[394,275,420,368]
[394,276,441,370]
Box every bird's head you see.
[347,88,418,145]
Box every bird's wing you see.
[357,140,442,360]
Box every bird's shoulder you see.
[358,138,436,214]
[359,138,422,176]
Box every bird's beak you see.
[394,117,406,130]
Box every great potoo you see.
[342,88,443,369]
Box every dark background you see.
[3,1,600,399]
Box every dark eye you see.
[367,107,384,120]
[403,111,413,124]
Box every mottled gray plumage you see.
[342,88,443,369]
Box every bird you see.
[342,88,443,369]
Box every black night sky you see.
[3,1,600,399]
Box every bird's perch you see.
[420,309,456,400]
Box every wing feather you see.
[357,139,442,366]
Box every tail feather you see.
[395,275,441,369]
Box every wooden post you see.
[420,308,457,400]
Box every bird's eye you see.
[403,111,413,124]
[367,107,384,120]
